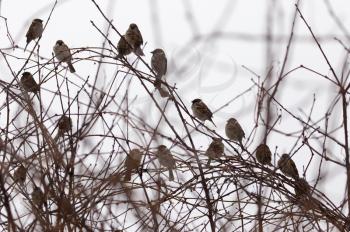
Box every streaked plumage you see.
[191,99,216,126]
[225,118,245,143]
[278,154,299,179]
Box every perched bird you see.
[116,35,132,59]
[20,72,40,94]
[157,87,170,98]
[25,19,43,51]
[156,145,176,181]
[58,196,73,215]
[278,153,299,179]
[151,48,167,78]
[124,149,143,181]
[58,115,72,135]
[54,115,72,142]
[205,137,224,166]
[13,165,27,184]
[31,186,45,208]
[255,144,272,166]
[125,23,144,56]
[191,99,216,126]
[53,40,75,73]
[225,118,245,143]
[294,178,310,198]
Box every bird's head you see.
[151,48,164,55]
[192,98,202,104]
[227,118,237,124]
[56,40,64,46]
[22,72,32,77]
[158,145,167,151]
[280,153,290,160]
[129,23,138,29]
[33,19,43,23]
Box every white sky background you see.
[1,0,350,230]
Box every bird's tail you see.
[209,119,216,127]
[168,169,174,181]
[24,42,29,52]
[134,47,144,56]
[115,53,124,60]
[206,158,212,167]
[124,170,131,181]
[67,62,76,73]
[54,131,62,142]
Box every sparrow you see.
[31,186,45,208]
[124,149,142,181]
[54,115,72,142]
[156,145,176,181]
[53,40,75,73]
[125,23,144,56]
[294,178,310,198]
[116,35,132,59]
[151,48,167,78]
[20,72,40,94]
[225,118,245,143]
[58,115,72,134]
[25,19,43,51]
[255,144,272,166]
[277,153,299,179]
[191,99,216,126]
[157,87,170,98]
[13,165,27,184]
[58,196,73,215]
[205,137,224,166]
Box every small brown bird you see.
[125,23,144,56]
[225,118,245,143]
[58,196,73,215]
[191,99,216,126]
[156,145,176,181]
[53,40,75,73]
[151,48,167,78]
[54,115,72,141]
[116,35,132,59]
[20,72,40,94]
[205,137,224,166]
[25,19,43,51]
[13,165,27,184]
[124,149,143,181]
[31,186,45,208]
[294,178,310,198]
[255,144,272,166]
[58,115,72,134]
[278,153,299,179]
[157,87,170,98]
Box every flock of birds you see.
[14,19,309,208]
